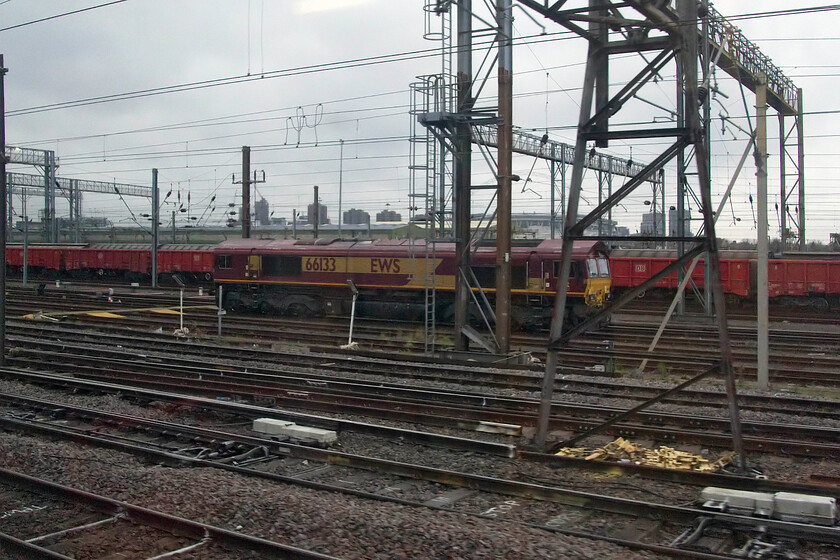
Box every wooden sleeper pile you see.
[556,437,734,472]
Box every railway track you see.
[12,285,840,388]
[621,298,840,325]
[2,381,839,559]
[0,467,336,559]
[3,287,840,557]
[6,319,840,421]
[5,321,840,460]
[7,343,840,459]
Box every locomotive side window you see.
[471,265,496,288]
[216,255,232,269]
[596,257,610,277]
[553,261,578,278]
[263,255,302,276]
[512,266,526,289]
[471,266,526,288]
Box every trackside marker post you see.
[217,285,225,337]
[342,280,359,350]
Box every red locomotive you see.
[212,238,612,329]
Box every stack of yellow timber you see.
[555,437,733,472]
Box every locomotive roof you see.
[215,237,607,257]
[88,243,217,251]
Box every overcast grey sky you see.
[0,1,837,243]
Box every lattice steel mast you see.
[517,1,752,468]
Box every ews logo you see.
[370,258,401,274]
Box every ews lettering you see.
[370,258,401,274]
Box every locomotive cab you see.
[548,241,611,308]
[585,255,611,306]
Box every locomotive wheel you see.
[812,297,830,311]
[279,295,319,317]
[438,304,455,324]
[287,302,312,317]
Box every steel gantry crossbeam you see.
[4,145,57,241]
[472,124,664,239]
[702,3,797,115]
[4,146,52,166]
[5,145,155,243]
[6,168,152,244]
[472,124,657,177]
[7,172,152,198]
[516,0,757,471]
[518,1,806,250]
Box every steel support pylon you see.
[521,0,749,471]
[420,1,658,356]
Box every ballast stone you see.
[253,418,337,444]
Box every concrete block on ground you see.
[701,487,775,517]
[476,421,521,436]
[282,424,337,444]
[253,418,295,435]
[253,418,337,444]
[774,492,837,525]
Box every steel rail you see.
[1,389,834,500]
[9,321,840,414]
[4,356,840,459]
[0,468,340,559]
[2,395,839,556]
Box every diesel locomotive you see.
[212,237,611,330]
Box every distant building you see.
[343,208,370,225]
[18,216,112,232]
[640,212,666,235]
[669,207,691,237]
[69,217,111,229]
[504,212,628,238]
[307,202,329,225]
[376,209,402,222]
[508,212,560,237]
[583,218,621,237]
[254,198,270,225]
